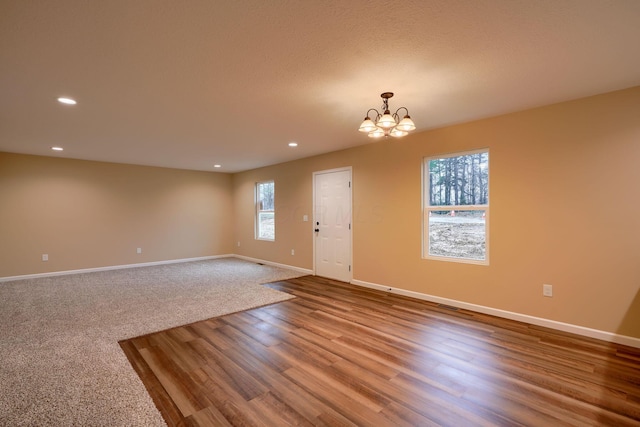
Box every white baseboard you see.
[351,278,640,349]
[0,255,234,283]
[233,255,313,276]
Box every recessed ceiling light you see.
[57,97,77,105]
[213,164,222,168]
[288,142,298,147]
[51,146,64,151]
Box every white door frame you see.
[312,166,353,281]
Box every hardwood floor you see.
[120,276,640,426]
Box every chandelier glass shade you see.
[358,92,416,138]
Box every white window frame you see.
[422,149,489,265]
[255,180,275,241]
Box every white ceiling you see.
[2,0,640,173]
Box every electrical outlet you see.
[303,215,308,222]
[137,248,142,254]
[237,241,241,247]
[42,254,48,262]
[543,284,553,297]
[291,249,295,255]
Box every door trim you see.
[312,167,353,282]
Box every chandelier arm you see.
[366,108,381,121]
[394,106,410,116]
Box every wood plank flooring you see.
[120,276,640,426]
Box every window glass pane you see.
[428,152,488,207]
[428,210,486,260]
[258,212,274,240]
[258,182,274,211]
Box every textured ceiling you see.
[1,0,640,172]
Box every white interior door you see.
[314,168,352,282]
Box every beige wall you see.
[0,153,233,277]
[233,86,640,339]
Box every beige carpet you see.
[0,257,301,426]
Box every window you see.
[256,181,275,240]
[423,149,489,264]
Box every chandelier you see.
[358,92,416,138]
